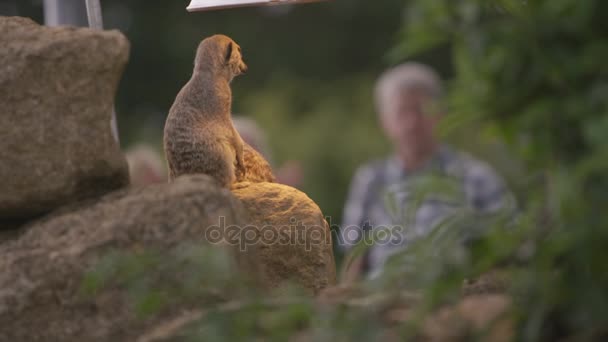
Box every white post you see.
[85,0,104,30]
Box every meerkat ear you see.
[225,41,234,64]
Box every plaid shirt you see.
[340,145,510,276]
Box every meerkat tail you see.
[235,142,275,183]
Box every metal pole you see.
[85,0,104,30]
[43,0,88,27]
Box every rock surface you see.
[232,181,337,294]
[0,16,130,222]
[0,175,260,342]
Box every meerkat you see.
[163,34,275,187]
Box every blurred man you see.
[340,63,510,281]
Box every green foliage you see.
[82,244,254,317]
[184,298,315,342]
[391,0,608,340]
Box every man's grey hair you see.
[374,62,443,115]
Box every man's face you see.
[380,88,441,152]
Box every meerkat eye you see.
[225,42,233,63]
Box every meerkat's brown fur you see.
[163,34,275,187]
[236,143,275,183]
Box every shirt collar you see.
[387,144,453,181]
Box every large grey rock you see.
[0,175,260,342]
[232,182,337,294]
[0,16,129,222]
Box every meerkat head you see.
[194,34,248,81]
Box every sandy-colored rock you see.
[0,175,260,342]
[0,16,129,222]
[232,182,337,294]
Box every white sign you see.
[187,0,328,12]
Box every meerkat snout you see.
[238,60,248,74]
[228,40,248,76]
